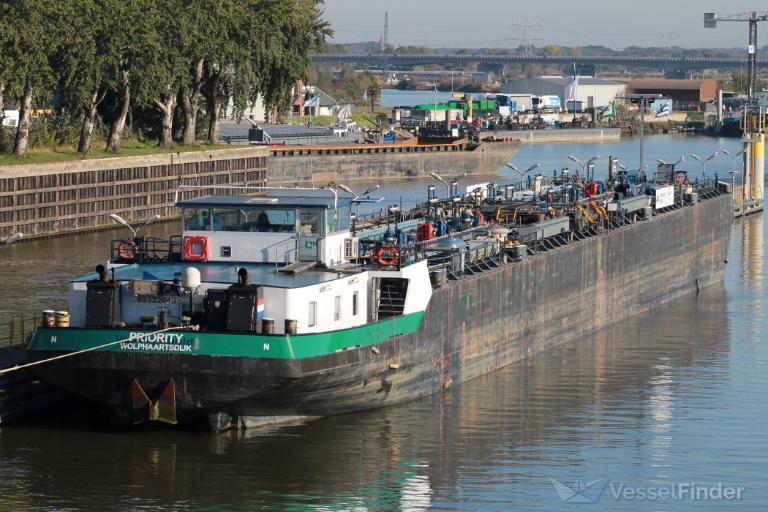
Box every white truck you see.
[532,95,562,114]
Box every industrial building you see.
[628,79,718,111]
[502,76,626,111]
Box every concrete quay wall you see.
[266,142,519,185]
[494,127,621,144]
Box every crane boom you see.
[704,12,768,100]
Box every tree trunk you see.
[154,94,176,149]
[78,86,102,154]
[107,80,130,153]
[0,82,5,122]
[182,58,204,145]
[13,80,33,156]
[206,74,222,145]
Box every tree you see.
[143,0,187,148]
[0,0,59,155]
[176,0,223,145]
[201,0,252,144]
[54,0,109,154]
[367,81,380,112]
[249,0,332,123]
[101,0,156,152]
[728,73,749,95]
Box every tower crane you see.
[704,12,768,100]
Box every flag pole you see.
[572,62,577,123]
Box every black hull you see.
[28,195,732,424]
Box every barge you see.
[24,171,732,430]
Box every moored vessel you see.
[24,169,732,430]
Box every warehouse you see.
[501,76,626,111]
[628,79,718,111]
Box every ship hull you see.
[27,194,732,425]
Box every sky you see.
[322,1,765,49]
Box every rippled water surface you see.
[0,136,766,510]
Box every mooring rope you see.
[0,325,198,377]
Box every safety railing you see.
[110,236,183,264]
[0,313,38,347]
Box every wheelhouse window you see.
[300,210,321,235]
[334,295,341,321]
[184,208,210,231]
[327,205,351,233]
[209,208,296,233]
[352,291,359,316]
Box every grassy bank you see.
[286,109,391,129]
[0,141,230,167]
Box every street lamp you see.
[361,184,380,198]
[720,149,744,177]
[657,156,684,166]
[505,162,540,189]
[109,213,161,237]
[568,155,598,180]
[429,172,450,197]
[620,94,662,179]
[335,183,357,196]
[691,152,718,182]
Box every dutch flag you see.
[256,298,265,319]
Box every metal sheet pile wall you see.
[0,149,269,239]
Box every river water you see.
[0,135,766,510]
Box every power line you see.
[509,20,542,56]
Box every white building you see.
[222,96,267,123]
[1,109,19,127]
[502,76,626,111]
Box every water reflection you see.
[0,152,764,509]
[0,277,734,510]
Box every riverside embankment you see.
[0,147,269,240]
[0,128,621,240]
[0,140,522,239]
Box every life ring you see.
[183,235,209,262]
[117,240,138,260]
[674,171,688,185]
[376,245,399,267]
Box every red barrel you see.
[417,223,434,241]
[585,182,598,196]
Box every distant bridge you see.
[311,53,766,70]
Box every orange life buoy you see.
[375,245,399,267]
[184,235,209,262]
[117,239,138,260]
[674,171,688,185]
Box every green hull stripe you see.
[27,312,425,360]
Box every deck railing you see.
[0,313,37,348]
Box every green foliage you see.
[0,0,332,154]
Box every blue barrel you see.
[435,220,447,237]
[540,201,548,210]
[597,181,605,194]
